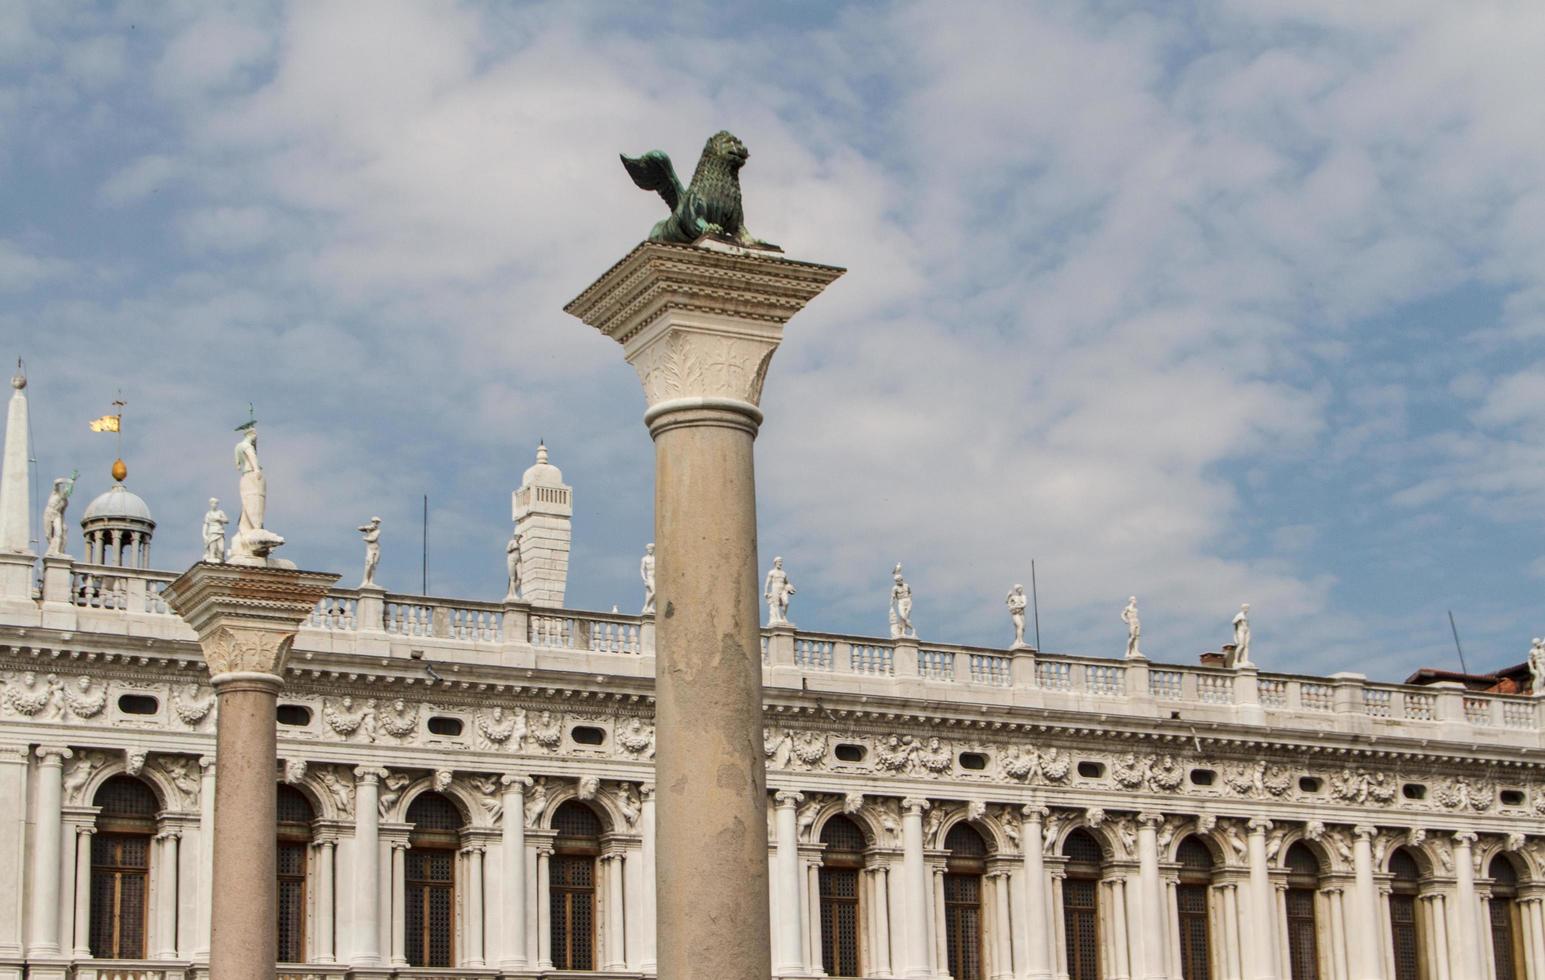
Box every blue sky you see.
[3,1,1543,681]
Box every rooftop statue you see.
[621,131,778,250]
[42,470,77,557]
[229,416,286,565]
[357,516,382,588]
[202,498,227,563]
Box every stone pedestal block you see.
[162,562,338,980]
[566,239,842,980]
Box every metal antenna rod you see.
[1030,559,1042,651]
[421,494,429,595]
[1448,610,1470,675]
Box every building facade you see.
[0,383,1542,980]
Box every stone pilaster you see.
[566,240,843,980]
[162,562,338,980]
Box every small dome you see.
[521,442,564,486]
[81,484,155,525]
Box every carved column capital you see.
[501,773,533,792]
[35,745,72,764]
[774,790,804,809]
[564,242,845,436]
[1353,824,1378,840]
[1021,804,1050,822]
[640,782,656,801]
[1247,817,1273,835]
[162,563,339,685]
[901,797,930,815]
[354,766,388,785]
[1453,831,1478,847]
[1138,811,1165,828]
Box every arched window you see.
[406,792,464,968]
[1388,849,1423,980]
[1489,856,1523,980]
[551,801,601,971]
[90,775,158,959]
[944,823,987,980]
[819,815,866,976]
[276,785,315,963]
[1062,830,1103,980]
[1284,843,1322,980]
[1176,837,1215,979]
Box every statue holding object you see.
[42,471,77,557]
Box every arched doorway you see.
[89,775,159,959]
[1388,849,1423,980]
[405,792,464,967]
[1489,855,1524,980]
[1175,836,1215,979]
[819,815,865,976]
[551,800,602,971]
[276,784,315,964]
[1284,842,1322,979]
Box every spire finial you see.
[536,441,548,465]
[10,359,23,390]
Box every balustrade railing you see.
[17,557,1542,737]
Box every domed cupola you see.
[512,441,573,607]
[80,467,155,568]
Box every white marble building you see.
[0,371,1542,980]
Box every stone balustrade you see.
[8,555,1541,749]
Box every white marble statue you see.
[42,471,76,556]
[1228,603,1252,668]
[229,422,285,563]
[201,498,228,562]
[640,542,656,615]
[1528,637,1545,696]
[764,556,795,626]
[505,529,521,599]
[1122,596,1143,660]
[1005,584,1028,649]
[358,517,382,588]
[889,563,914,639]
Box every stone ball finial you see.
[10,368,24,390]
[111,458,127,482]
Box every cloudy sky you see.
[3,1,1543,681]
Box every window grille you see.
[1286,888,1320,979]
[1177,883,1211,980]
[90,776,157,960]
[1176,837,1214,874]
[553,800,603,840]
[1062,829,1104,864]
[944,873,983,980]
[405,847,455,967]
[277,784,316,827]
[1285,842,1321,880]
[277,840,307,962]
[1389,850,1422,980]
[551,854,596,970]
[1061,876,1099,980]
[821,815,866,854]
[90,832,149,959]
[820,866,861,976]
[1490,858,1522,980]
[407,792,466,834]
[946,823,988,858]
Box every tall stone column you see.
[1020,806,1053,980]
[29,745,69,957]
[162,562,338,980]
[195,757,215,958]
[390,842,408,966]
[990,870,1014,979]
[639,783,657,971]
[352,767,385,966]
[1247,818,1280,980]
[1136,812,1167,980]
[774,790,806,975]
[315,837,336,963]
[1451,832,1480,977]
[465,845,486,966]
[71,826,94,958]
[900,798,933,977]
[1351,826,1384,980]
[500,774,530,969]
[566,240,843,979]
[536,846,554,969]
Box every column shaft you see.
[992,872,1013,979]
[72,828,94,957]
[501,777,529,968]
[390,844,407,965]
[196,758,215,958]
[1352,828,1383,980]
[874,866,893,977]
[156,831,181,957]
[640,786,657,970]
[209,681,279,980]
[316,840,336,963]
[29,746,68,956]
[1021,808,1053,980]
[902,801,932,977]
[352,770,383,965]
[606,852,626,969]
[537,848,554,968]
[651,411,771,980]
[775,792,805,974]
[1136,815,1166,980]
[933,867,948,977]
[1247,820,1279,980]
[1452,833,1481,978]
[466,847,485,966]
[809,861,826,976]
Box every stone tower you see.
[0,366,34,605]
[512,442,572,606]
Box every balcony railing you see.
[13,556,1541,743]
